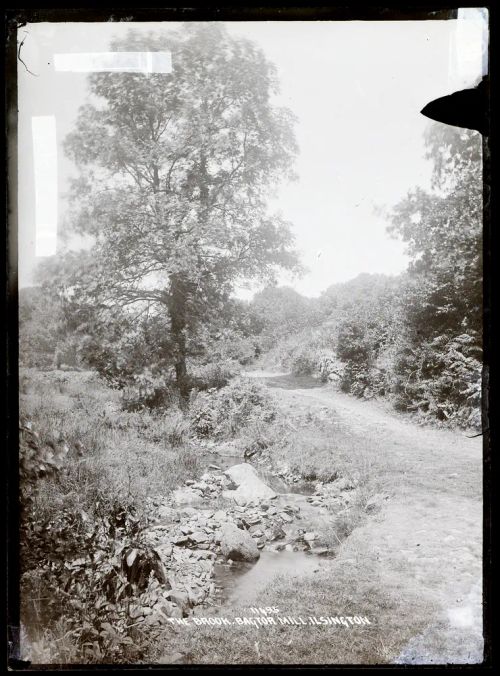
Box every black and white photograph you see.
[9,8,489,666]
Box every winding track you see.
[253,372,484,664]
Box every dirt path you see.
[258,373,484,664]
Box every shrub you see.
[120,370,179,411]
[189,377,277,438]
[391,333,482,428]
[288,348,317,376]
[188,360,239,391]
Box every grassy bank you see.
[20,368,201,516]
[19,368,204,663]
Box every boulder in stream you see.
[224,464,277,504]
[219,522,260,562]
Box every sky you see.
[17,13,487,298]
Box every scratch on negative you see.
[18,31,38,77]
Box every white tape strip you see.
[450,7,489,87]
[32,116,58,257]
[54,51,172,74]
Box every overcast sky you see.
[17,14,487,297]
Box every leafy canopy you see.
[62,24,300,321]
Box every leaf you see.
[100,622,116,636]
[126,548,138,568]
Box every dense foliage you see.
[189,377,277,438]
[257,125,482,428]
[387,125,482,426]
[19,371,205,662]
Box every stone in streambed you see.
[224,464,276,504]
[219,522,260,562]
[265,524,286,541]
[189,531,209,544]
[171,487,204,506]
[166,589,190,613]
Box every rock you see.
[189,531,209,544]
[129,604,145,619]
[224,464,277,503]
[265,524,286,541]
[219,523,260,562]
[304,532,318,541]
[187,587,206,605]
[279,512,293,523]
[185,480,195,486]
[208,464,221,471]
[250,529,264,539]
[180,507,197,517]
[173,535,189,546]
[294,542,309,552]
[244,516,262,526]
[193,481,208,491]
[171,488,203,506]
[155,598,176,617]
[155,543,173,560]
[158,506,178,522]
[213,510,227,521]
[167,589,190,612]
[234,493,248,507]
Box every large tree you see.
[59,24,299,397]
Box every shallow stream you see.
[200,370,326,607]
[213,550,322,607]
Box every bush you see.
[391,333,482,428]
[188,360,239,391]
[288,349,317,376]
[119,369,179,411]
[189,377,277,438]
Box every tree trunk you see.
[167,273,191,402]
[167,150,209,401]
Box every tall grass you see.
[19,368,204,663]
